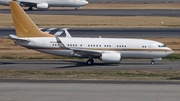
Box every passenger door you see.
[148,43,153,52]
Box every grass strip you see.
[0,70,180,81]
[1,14,180,28]
[163,54,180,60]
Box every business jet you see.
[0,0,88,10]
[8,1,173,65]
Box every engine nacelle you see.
[100,52,121,63]
[36,3,49,10]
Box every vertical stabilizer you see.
[9,1,53,37]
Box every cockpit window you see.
[158,45,166,47]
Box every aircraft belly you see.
[35,49,74,57]
[35,50,168,59]
[48,4,77,7]
[46,1,69,7]
[121,51,167,58]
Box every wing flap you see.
[18,1,39,6]
[70,48,102,57]
[54,36,102,57]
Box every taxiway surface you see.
[1,28,180,38]
[88,0,180,4]
[0,9,180,16]
[0,83,180,101]
[0,60,178,71]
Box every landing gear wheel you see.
[87,59,94,65]
[28,7,33,11]
[151,60,155,65]
[75,7,80,10]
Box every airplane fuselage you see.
[8,1,173,65]
[0,0,88,9]
[14,37,173,59]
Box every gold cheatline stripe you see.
[28,47,172,52]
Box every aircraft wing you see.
[70,48,102,57]
[55,35,102,57]
[17,1,39,6]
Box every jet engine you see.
[100,52,121,63]
[36,3,49,10]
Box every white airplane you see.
[0,0,88,10]
[8,1,173,65]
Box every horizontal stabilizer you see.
[9,34,29,42]
[9,34,17,39]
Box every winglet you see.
[61,28,72,38]
[9,1,53,37]
[55,35,67,48]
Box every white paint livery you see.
[8,1,173,65]
[0,0,88,10]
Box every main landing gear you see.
[28,6,33,11]
[86,58,94,65]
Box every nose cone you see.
[167,48,174,55]
[83,0,89,5]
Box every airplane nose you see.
[167,48,174,55]
[84,0,89,5]
[170,49,174,54]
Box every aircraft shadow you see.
[0,61,69,65]
[54,60,119,69]
[0,8,88,11]
[0,62,16,65]
[0,60,164,69]
[53,60,163,69]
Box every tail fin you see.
[9,1,53,37]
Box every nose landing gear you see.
[151,60,155,65]
[75,6,81,10]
